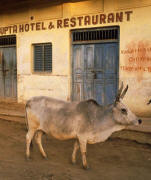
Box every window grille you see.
[34,43,52,72]
[0,36,16,46]
[72,27,119,42]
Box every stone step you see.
[0,114,25,124]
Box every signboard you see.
[0,11,133,35]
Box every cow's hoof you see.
[71,160,76,165]
[71,158,76,165]
[42,155,48,160]
[25,156,31,161]
[83,165,90,170]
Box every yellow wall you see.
[0,0,151,116]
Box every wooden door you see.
[72,43,118,105]
[0,47,17,99]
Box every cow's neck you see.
[88,112,125,144]
[96,108,125,136]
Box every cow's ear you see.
[114,99,119,107]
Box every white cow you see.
[25,83,142,169]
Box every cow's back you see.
[26,96,108,140]
[26,96,70,110]
[26,96,80,139]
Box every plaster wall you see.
[0,0,151,116]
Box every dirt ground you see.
[0,119,151,180]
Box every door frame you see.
[70,26,120,102]
[0,35,17,102]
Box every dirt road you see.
[0,119,151,180]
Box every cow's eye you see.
[121,108,127,115]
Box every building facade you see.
[0,0,151,117]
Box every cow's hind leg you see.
[78,138,89,170]
[26,129,36,159]
[35,130,47,159]
[72,140,79,164]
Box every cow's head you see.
[112,82,142,126]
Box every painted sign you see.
[0,11,133,35]
[120,40,151,81]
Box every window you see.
[33,43,52,72]
[0,35,16,46]
[72,27,119,42]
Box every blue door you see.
[72,42,118,105]
[0,47,17,99]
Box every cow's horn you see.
[116,82,124,102]
[120,85,128,99]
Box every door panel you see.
[73,45,84,101]
[105,80,116,105]
[0,50,5,97]
[94,81,104,105]
[12,48,17,97]
[104,44,118,79]
[4,48,12,97]
[95,46,104,80]
[74,82,83,101]
[72,42,118,106]
[84,81,94,99]
[103,43,118,105]
[0,47,17,99]
[85,45,94,70]
[84,45,95,100]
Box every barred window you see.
[72,27,119,42]
[0,35,16,46]
[33,43,52,72]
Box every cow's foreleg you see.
[35,130,47,159]
[78,139,89,170]
[72,140,79,164]
[26,129,36,159]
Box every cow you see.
[25,83,142,169]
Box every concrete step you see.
[0,113,25,124]
[0,100,25,123]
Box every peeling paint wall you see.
[0,0,151,116]
[17,29,70,102]
[119,5,151,117]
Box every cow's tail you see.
[25,100,33,148]
[25,100,30,131]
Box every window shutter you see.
[44,44,52,71]
[34,43,52,72]
[34,45,43,71]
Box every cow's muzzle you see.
[138,119,142,124]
